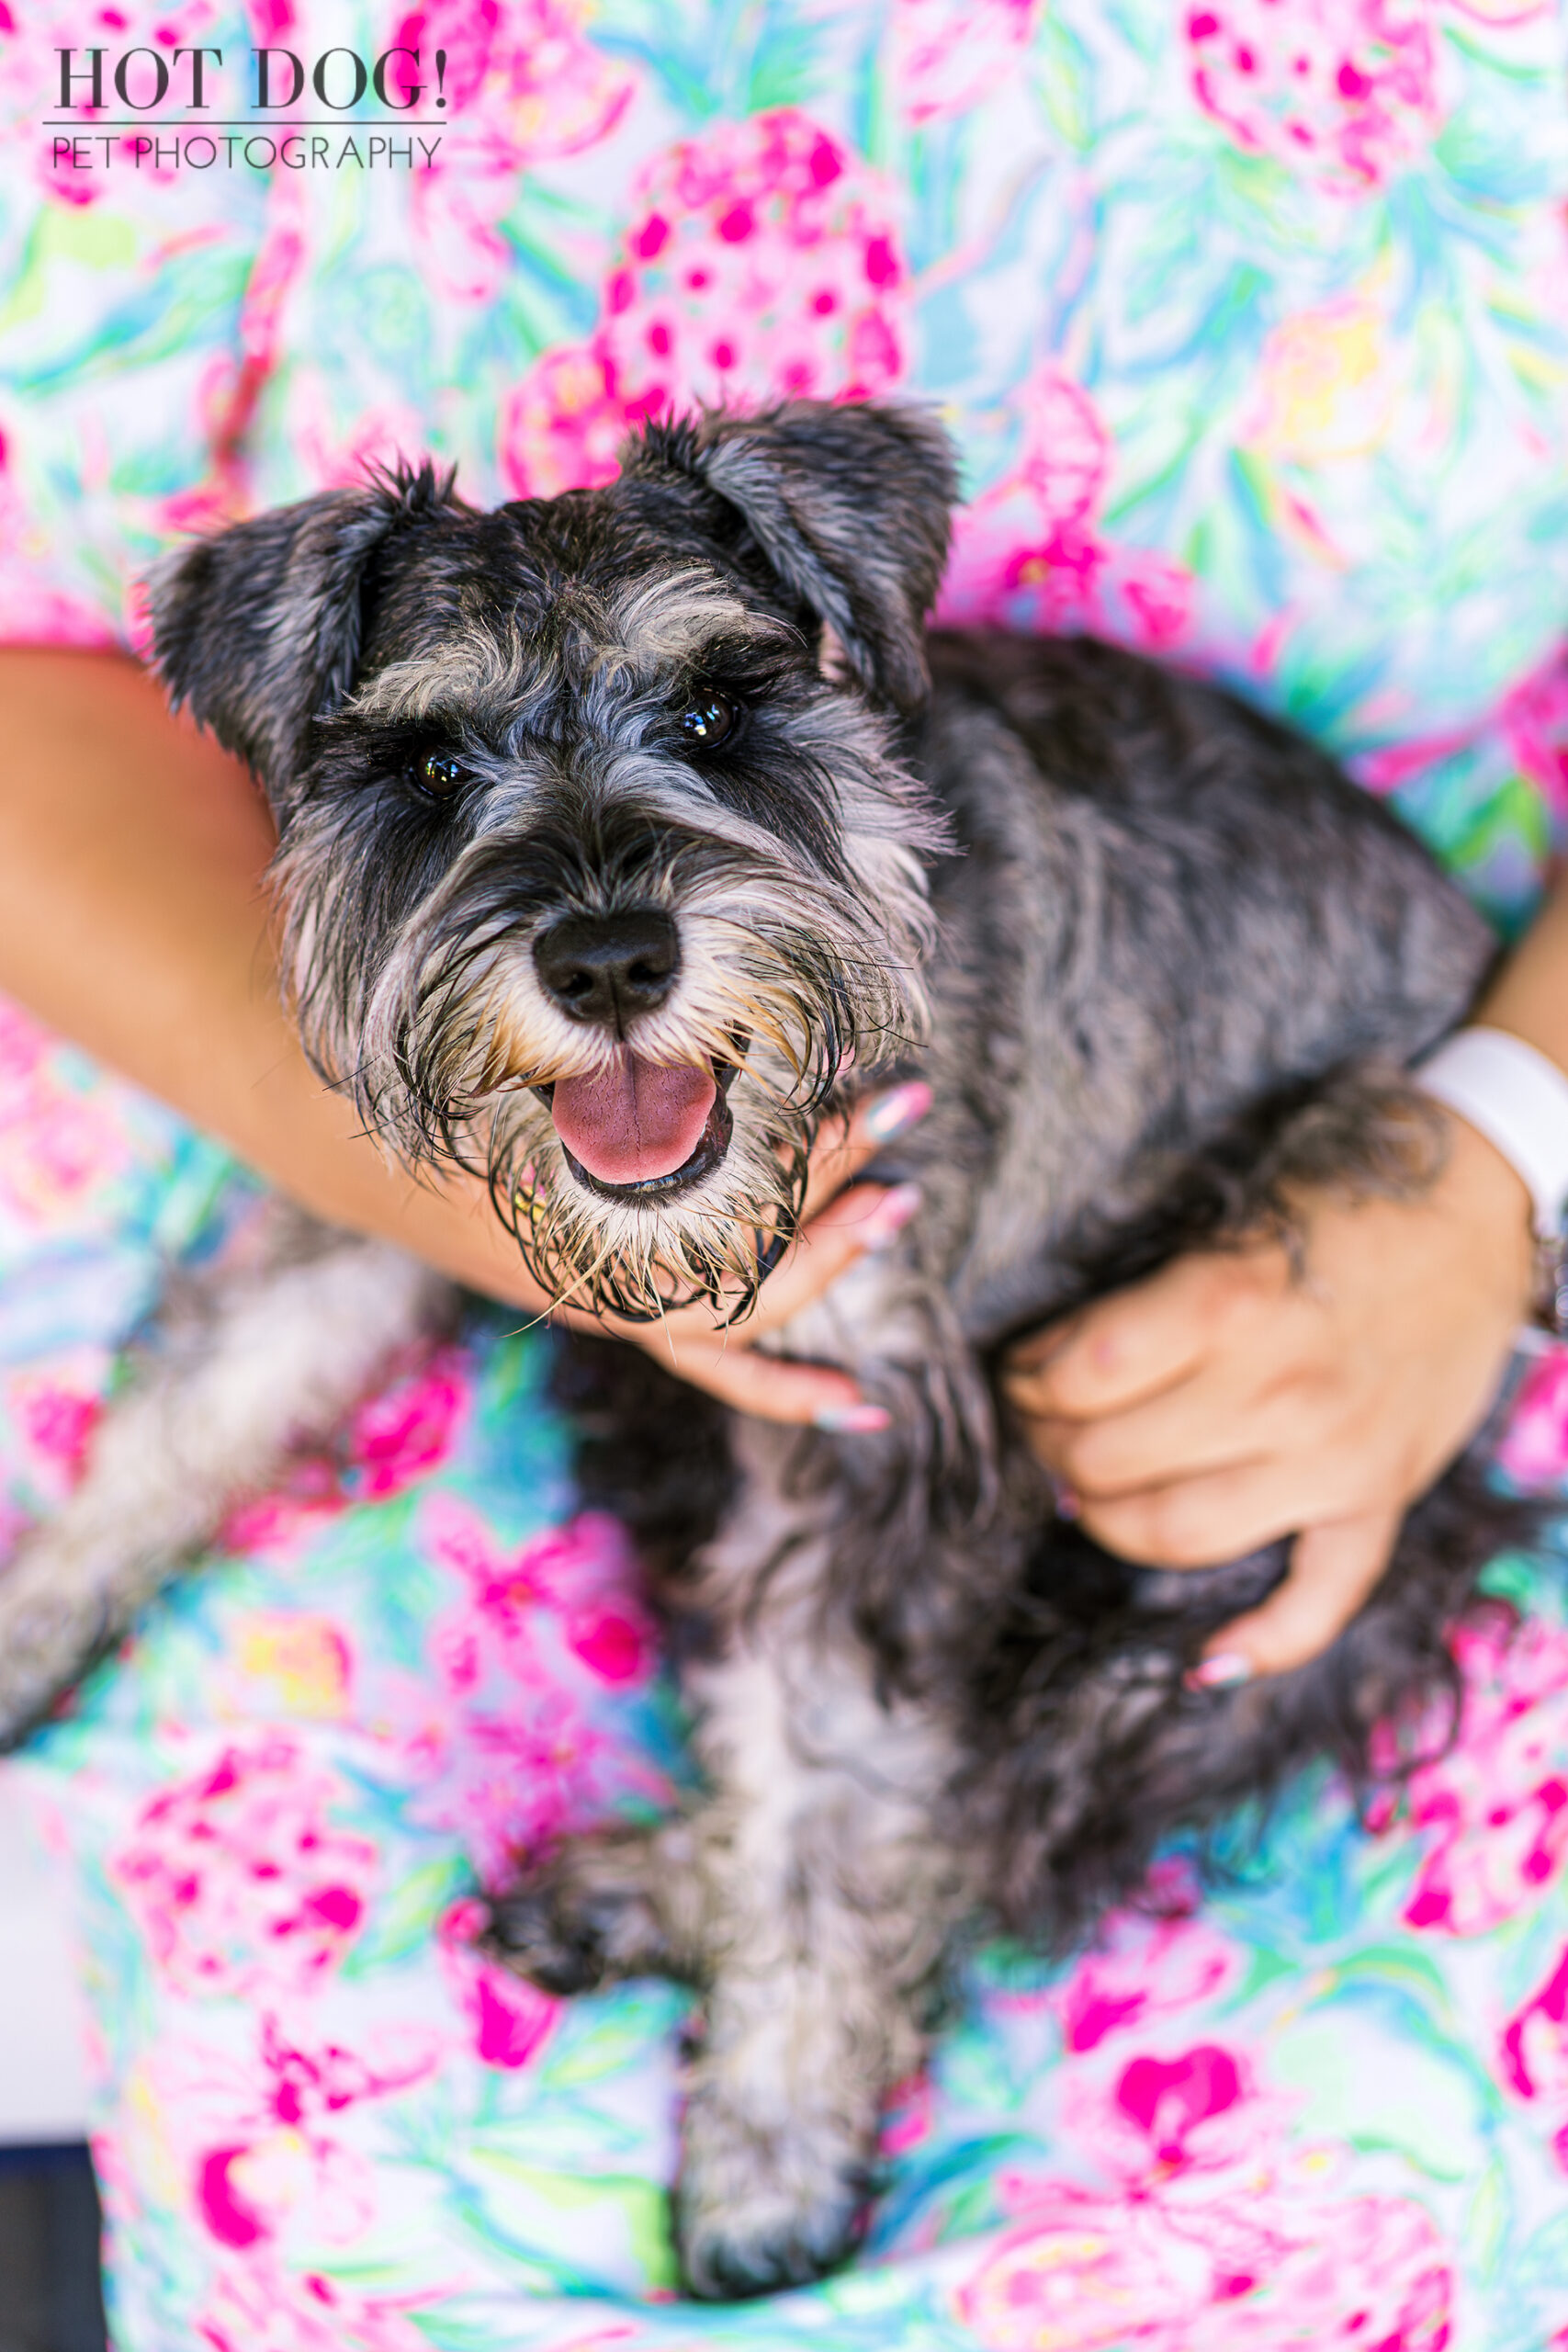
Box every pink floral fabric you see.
[3,0,1568,2340]
[3,0,1568,922]
[3,1047,1568,2350]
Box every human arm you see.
[0,646,919,1424]
[1004,867,1565,1679]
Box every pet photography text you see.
[44,40,449,175]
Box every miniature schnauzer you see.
[0,401,1524,2295]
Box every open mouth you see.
[536,1053,738,1204]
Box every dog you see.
[0,401,1529,2296]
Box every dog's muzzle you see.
[530,903,739,1202]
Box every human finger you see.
[551,1279,882,1425]
[637,1320,885,1427]
[592,1184,920,1427]
[794,1080,932,1224]
[1022,1354,1311,1498]
[742,1177,923,1329]
[1003,1249,1280,1422]
[629,1081,929,1347]
[1072,1452,1363,1571]
[1184,1508,1402,1684]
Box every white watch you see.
[1416,1025,1568,1242]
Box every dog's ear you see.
[147,462,458,802]
[626,403,957,713]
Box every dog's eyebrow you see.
[604,571,797,680]
[344,574,797,734]
[346,630,536,727]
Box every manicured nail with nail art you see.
[1184,1651,1254,1692]
[863,1081,933,1145]
[814,1401,892,1434]
[861,1182,923,1250]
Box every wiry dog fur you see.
[0,401,1534,2297]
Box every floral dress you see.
[3,1,1568,2345]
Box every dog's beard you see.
[492,1070,815,1322]
[285,839,930,1322]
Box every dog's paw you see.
[675,2081,871,2299]
[482,1827,681,1996]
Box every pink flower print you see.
[1184,0,1446,195]
[497,345,630,498]
[126,2015,438,2261]
[959,2183,1452,2349]
[1046,2035,1306,2201]
[1370,1606,1568,1933]
[439,1896,561,2070]
[110,1739,378,1996]
[880,2070,935,2157]
[219,1455,354,1559]
[566,1600,649,1684]
[216,1343,468,1557]
[430,1692,616,1885]
[5,1364,104,1503]
[975,2052,1452,2347]
[1050,1902,1241,2056]
[0,1059,133,1227]
[195,2259,442,2352]
[346,1346,469,1500]
[280,373,435,495]
[409,1499,666,1881]
[196,2020,438,2253]
[940,367,1196,651]
[394,0,634,160]
[889,0,1042,123]
[1501,1940,1568,2122]
[231,1616,355,1722]
[423,1497,649,1668]
[468,0,637,164]
[501,111,910,497]
[1497,1347,1568,1491]
[1498,644,1568,825]
[401,0,637,304]
[1116,2043,1245,2165]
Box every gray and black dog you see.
[0,401,1527,2294]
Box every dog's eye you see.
[681,693,739,749]
[412,750,469,799]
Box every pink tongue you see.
[552,1055,717,1186]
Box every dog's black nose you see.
[533,908,681,1027]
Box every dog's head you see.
[149,401,955,1317]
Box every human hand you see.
[1003,1113,1539,1680]
[555,1081,931,1427]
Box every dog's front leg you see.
[671,1619,967,2297]
[488,1605,966,2296]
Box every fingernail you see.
[861,1182,922,1251]
[1184,1651,1254,1692]
[1054,1483,1081,1521]
[814,1401,892,1433]
[863,1082,933,1145]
